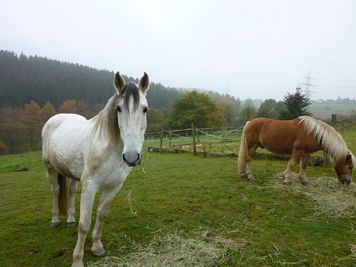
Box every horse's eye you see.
[116,105,122,112]
[143,107,148,113]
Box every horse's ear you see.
[114,72,125,94]
[138,72,149,93]
[346,154,353,164]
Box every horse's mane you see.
[298,116,352,163]
[91,83,140,144]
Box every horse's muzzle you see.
[123,152,142,167]
[340,177,351,185]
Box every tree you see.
[147,108,165,132]
[0,139,8,155]
[59,99,79,113]
[168,91,221,129]
[256,99,279,118]
[216,102,233,126]
[41,101,56,124]
[23,100,42,150]
[0,107,30,153]
[239,99,256,123]
[280,87,311,119]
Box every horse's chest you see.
[90,155,132,188]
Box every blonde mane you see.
[298,116,353,163]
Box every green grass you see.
[1,127,356,266]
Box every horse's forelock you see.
[120,82,140,111]
[93,84,142,144]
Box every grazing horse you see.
[238,116,355,185]
[42,72,149,267]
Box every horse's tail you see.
[238,121,250,175]
[58,174,67,215]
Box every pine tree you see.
[280,87,311,119]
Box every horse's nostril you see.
[123,152,141,166]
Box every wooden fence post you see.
[168,130,172,147]
[330,114,336,127]
[160,129,163,153]
[192,123,197,155]
[196,127,200,143]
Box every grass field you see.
[0,126,356,266]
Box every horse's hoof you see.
[282,179,292,185]
[67,221,76,228]
[92,248,107,258]
[247,174,255,180]
[300,180,309,186]
[50,222,61,228]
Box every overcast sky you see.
[1,0,356,100]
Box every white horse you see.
[41,72,149,267]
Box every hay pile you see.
[88,230,245,267]
[271,175,356,217]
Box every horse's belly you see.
[48,150,84,179]
[261,136,294,154]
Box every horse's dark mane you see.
[92,83,140,144]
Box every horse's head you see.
[334,153,354,185]
[114,72,149,167]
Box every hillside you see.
[0,50,239,111]
[310,99,356,119]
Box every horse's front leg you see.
[91,183,123,257]
[72,180,97,267]
[280,151,302,184]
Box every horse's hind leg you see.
[67,179,78,227]
[298,154,309,185]
[91,184,123,257]
[244,145,258,180]
[47,169,61,227]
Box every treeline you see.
[0,50,243,154]
[0,50,185,110]
[0,99,100,154]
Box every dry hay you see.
[270,175,356,218]
[88,230,246,267]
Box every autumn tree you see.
[216,102,234,127]
[0,107,29,153]
[59,99,78,113]
[0,139,8,155]
[239,99,256,123]
[41,101,56,124]
[23,100,42,150]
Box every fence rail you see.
[145,124,243,156]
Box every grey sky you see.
[1,0,356,100]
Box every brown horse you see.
[238,116,355,185]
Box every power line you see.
[301,71,313,95]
